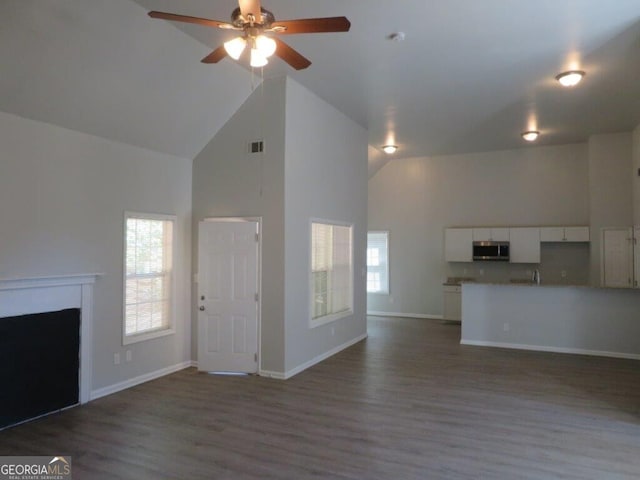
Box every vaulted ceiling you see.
[2,0,639,169]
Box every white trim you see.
[258,370,287,380]
[0,274,100,291]
[460,339,640,361]
[0,273,101,404]
[259,333,368,380]
[367,311,443,320]
[90,361,193,401]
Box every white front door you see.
[198,220,259,373]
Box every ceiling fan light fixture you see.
[555,70,585,87]
[255,35,277,58]
[382,145,398,154]
[250,47,269,67]
[521,131,539,142]
[224,36,247,60]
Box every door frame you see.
[201,216,262,371]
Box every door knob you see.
[199,306,205,311]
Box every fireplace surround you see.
[0,274,99,405]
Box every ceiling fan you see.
[148,0,351,70]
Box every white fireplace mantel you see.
[0,273,102,404]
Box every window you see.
[123,212,176,344]
[367,231,389,294]
[310,221,353,326]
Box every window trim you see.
[367,230,390,295]
[122,211,177,346]
[309,218,354,328]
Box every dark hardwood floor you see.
[1,316,639,479]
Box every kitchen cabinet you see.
[472,228,509,242]
[443,285,461,321]
[540,226,589,242]
[445,228,473,262]
[509,227,540,263]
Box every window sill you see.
[309,309,353,328]
[123,327,175,346]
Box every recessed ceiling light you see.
[521,131,539,142]
[555,70,585,87]
[382,145,398,154]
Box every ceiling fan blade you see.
[238,0,262,22]
[148,11,235,30]
[273,38,311,70]
[270,17,351,35]
[201,46,228,64]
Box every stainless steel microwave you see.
[472,241,510,261]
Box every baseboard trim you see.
[258,369,287,380]
[259,333,368,380]
[460,339,640,361]
[90,360,193,401]
[367,311,443,320]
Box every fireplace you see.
[0,274,99,428]
[0,308,81,429]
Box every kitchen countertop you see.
[460,281,635,291]
[443,277,476,286]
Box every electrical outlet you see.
[330,327,335,336]
[503,323,510,332]
[561,270,567,278]
[389,296,394,304]
[479,269,484,276]
[126,350,132,362]
[114,353,120,365]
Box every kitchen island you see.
[460,282,640,360]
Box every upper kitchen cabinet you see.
[509,227,540,263]
[472,228,510,242]
[540,226,589,242]
[445,228,473,262]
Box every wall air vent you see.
[249,140,264,154]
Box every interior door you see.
[635,226,640,289]
[198,220,259,373]
[601,227,633,288]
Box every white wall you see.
[192,76,368,376]
[192,77,287,373]
[0,111,192,391]
[588,132,633,283]
[283,78,368,374]
[368,144,590,317]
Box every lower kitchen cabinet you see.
[443,285,462,321]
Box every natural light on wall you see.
[124,212,175,344]
[310,221,353,326]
